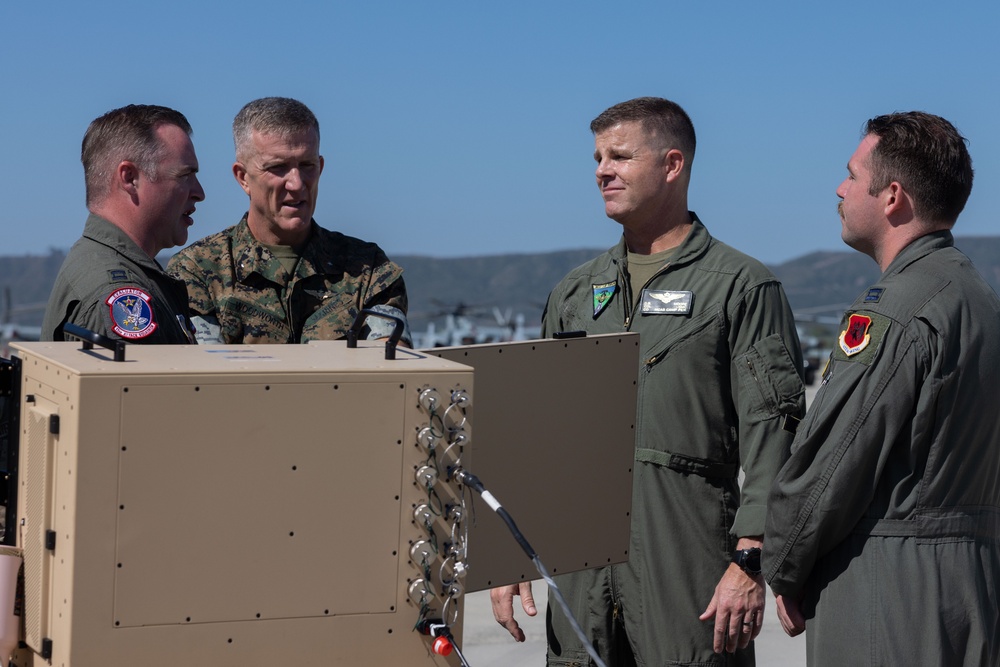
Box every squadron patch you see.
[839,313,873,356]
[640,290,693,315]
[593,282,616,318]
[106,287,158,339]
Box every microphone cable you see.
[449,467,609,667]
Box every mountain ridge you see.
[3,237,1000,333]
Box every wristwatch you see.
[731,547,762,576]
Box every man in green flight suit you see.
[764,112,1000,665]
[43,104,204,344]
[168,97,410,345]
[491,97,806,665]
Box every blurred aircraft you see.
[412,301,541,349]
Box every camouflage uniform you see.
[166,215,410,344]
[42,214,195,344]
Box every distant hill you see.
[4,237,1000,332]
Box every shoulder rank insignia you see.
[108,269,131,284]
[593,281,616,318]
[864,287,884,303]
[107,287,158,339]
[839,313,872,356]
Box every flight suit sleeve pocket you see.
[735,333,804,421]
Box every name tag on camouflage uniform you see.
[640,290,693,315]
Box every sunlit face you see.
[234,128,324,246]
[593,121,671,228]
[836,134,883,255]
[142,123,204,254]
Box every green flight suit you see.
[544,215,804,666]
[764,231,1000,666]
[167,215,410,344]
[42,214,195,344]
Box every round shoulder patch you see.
[106,287,158,339]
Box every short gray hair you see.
[233,97,320,161]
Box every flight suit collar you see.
[608,211,712,270]
[881,230,954,279]
[81,213,164,272]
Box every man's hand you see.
[698,539,766,654]
[490,582,537,642]
[775,594,806,636]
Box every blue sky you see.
[2,1,997,265]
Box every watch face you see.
[735,548,762,574]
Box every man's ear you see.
[233,161,251,196]
[883,181,909,217]
[117,161,141,195]
[664,148,685,183]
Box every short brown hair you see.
[591,97,696,169]
[865,112,973,225]
[81,105,193,206]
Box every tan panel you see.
[432,333,639,590]
[10,341,473,666]
[20,403,55,654]
[113,381,405,626]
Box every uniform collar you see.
[609,211,711,269]
[881,230,955,279]
[232,213,325,284]
[82,213,164,272]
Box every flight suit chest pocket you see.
[735,333,803,421]
[642,306,724,369]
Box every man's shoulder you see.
[311,224,387,258]
[873,246,1000,324]
[54,236,129,293]
[555,247,619,286]
[308,224,397,275]
[168,226,240,273]
[697,236,777,283]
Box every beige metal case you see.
[7,333,638,666]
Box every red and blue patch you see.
[106,287,157,339]
[839,313,872,356]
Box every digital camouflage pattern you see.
[167,215,409,344]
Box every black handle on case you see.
[63,323,127,362]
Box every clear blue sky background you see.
[2,1,997,265]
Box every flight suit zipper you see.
[622,261,672,331]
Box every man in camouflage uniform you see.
[168,97,409,344]
[764,112,1000,665]
[43,104,203,344]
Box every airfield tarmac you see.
[458,384,820,666]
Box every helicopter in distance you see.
[410,299,541,349]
